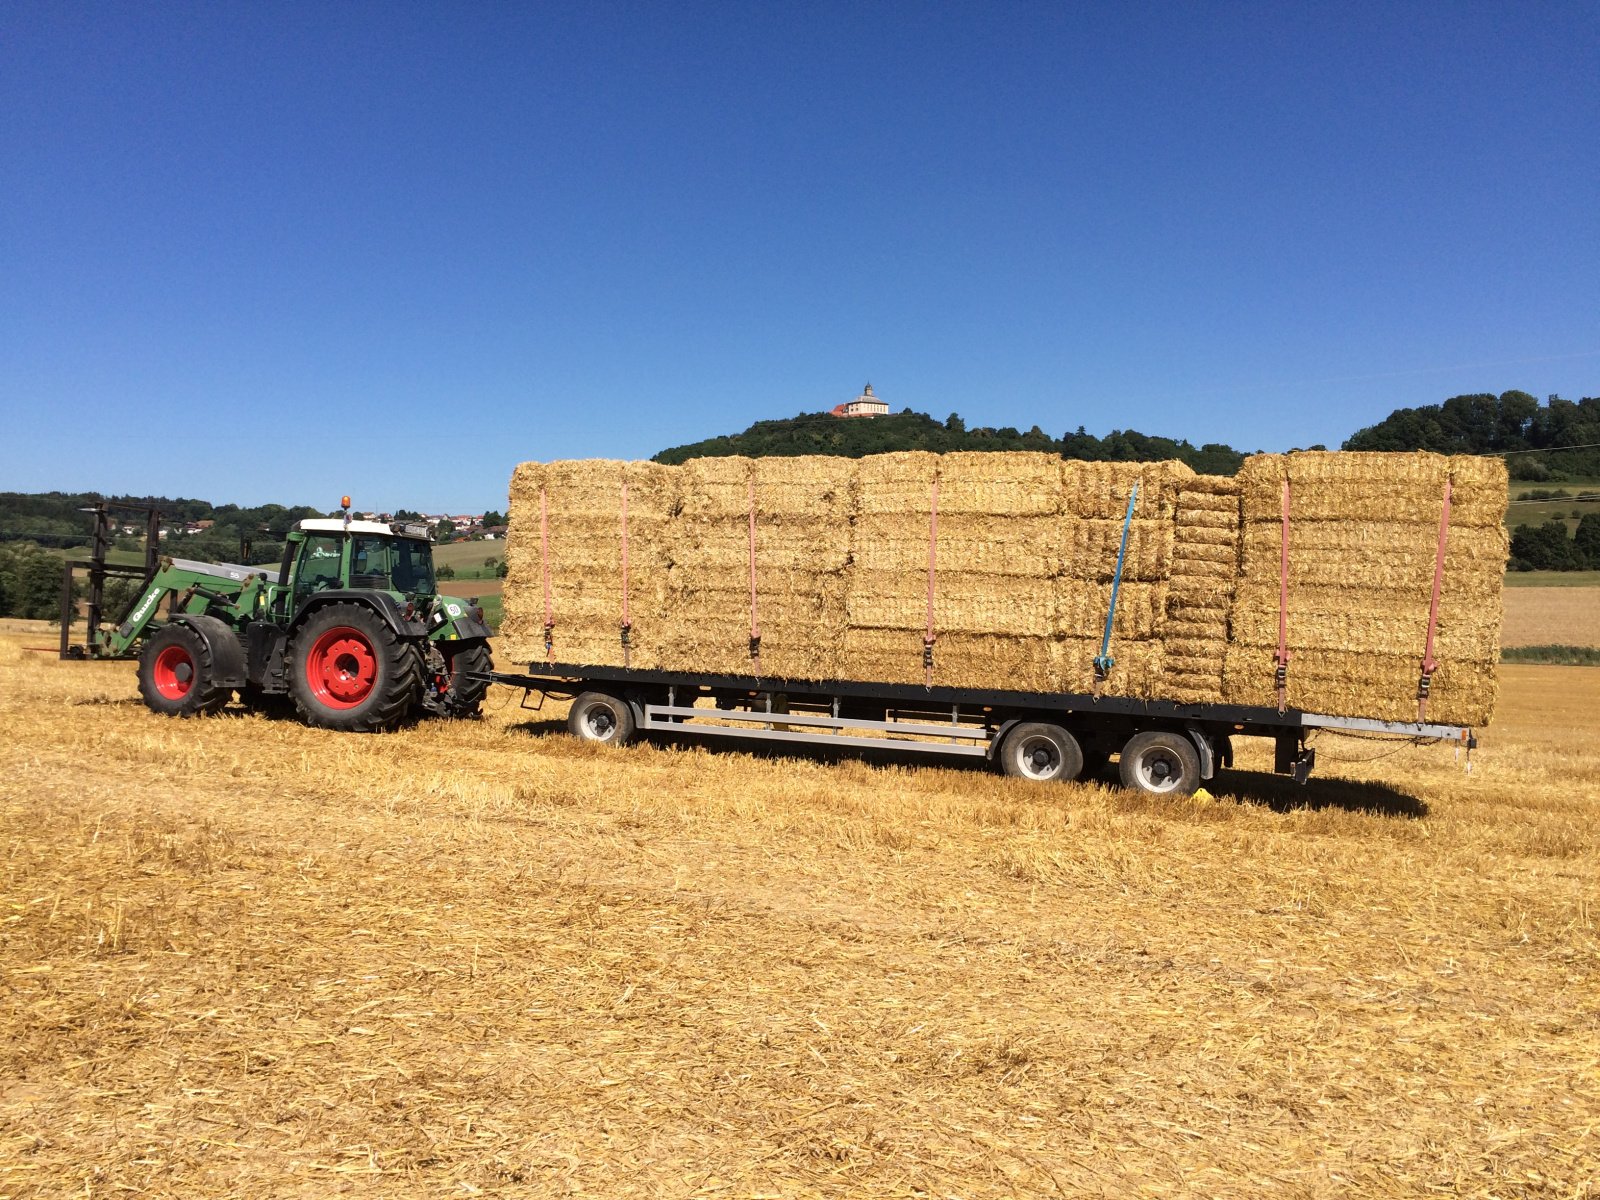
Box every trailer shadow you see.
[506,725,1429,819]
[1194,769,1427,819]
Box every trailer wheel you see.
[999,722,1084,783]
[440,640,493,717]
[138,624,232,717]
[568,691,636,746]
[289,603,423,732]
[1119,731,1201,796]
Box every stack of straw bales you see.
[1164,475,1242,704]
[500,448,1505,725]
[1220,452,1506,723]
[500,460,675,669]
[1054,461,1190,697]
[660,456,853,680]
[843,451,1063,691]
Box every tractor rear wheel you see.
[289,603,423,732]
[440,640,493,717]
[138,623,232,717]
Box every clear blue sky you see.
[3,2,1596,514]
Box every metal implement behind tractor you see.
[61,500,494,732]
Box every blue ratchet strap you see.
[1093,483,1138,696]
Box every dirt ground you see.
[1,628,1596,1198]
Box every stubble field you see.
[1,625,1597,1198]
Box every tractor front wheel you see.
[289,604,422,732]
[138,623,232,717]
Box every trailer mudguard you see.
[1184,727,1217,781]
[288,591,429,640]
[170,614,249,688]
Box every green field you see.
[1504,570,1600,587]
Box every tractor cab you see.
[282,519,438,611]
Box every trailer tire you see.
[1119,730,1201,796]
[568,691,636,746]
[138,623,232,717]
[999,722,1084,783]
[289,603,423,732]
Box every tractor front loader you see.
[62,500,494,733]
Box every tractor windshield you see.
[351,535,436,596]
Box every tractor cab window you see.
[292,535,345,605]
[351,535,434,595]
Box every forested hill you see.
[653,410,1248,475]
[1343,391,1600,480]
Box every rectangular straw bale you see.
[658,575,846,680]
[855,451,940,515]
[1229,582,1501,659]
[1178,473,1243,496]
[677,456,753,520]
[1239,520,1509,591]
[935,451,1063,515]
[1171,540,1238,568]
[853,513,1062,576]
[1239,451,1501,526]
[1222,645,1496,725]
[1053,637,1168,699]
[839,627,1057,692]
[1056,580,1168,641]
[1062,460,1191,520]
[752,456,856,573]
[846,571,1055,638]
[1443,454,1510,527]
[501,459,675,667]
[1062,519,1172,581]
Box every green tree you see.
[481,510,505,528]
[1573,513,1600,569]
[1509,521,1579,571]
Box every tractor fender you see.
[169,614,249,688]
[288,592,430,642]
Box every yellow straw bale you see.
[1062,460,1190,520]
[935,451,1063,515]
[1222,644,1496,725]
[1055,580,1168,641]
[1053,637,1168,698]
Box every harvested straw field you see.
[3,628,1597,1197]
[1501,586,1600,648]
[502,450,1505,725]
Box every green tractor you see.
[62,501,494,732]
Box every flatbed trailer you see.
[487,662,1476,796]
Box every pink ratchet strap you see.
[1417,478,1452,721]
[1274,477,1291,713]
[747,476,762,674]
[619,479,632,667]
[924,477,939,687]
[540,487,554,661]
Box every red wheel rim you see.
[152,644,195,700]
[305,626,378,709]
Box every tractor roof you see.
[297,518,430,540]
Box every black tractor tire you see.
[288,603,423,732]
[440,639,493,718]
[1119,730,1202,797]
[568,690,637,746]
[137,623,233,717]
[998,722,1084,783]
